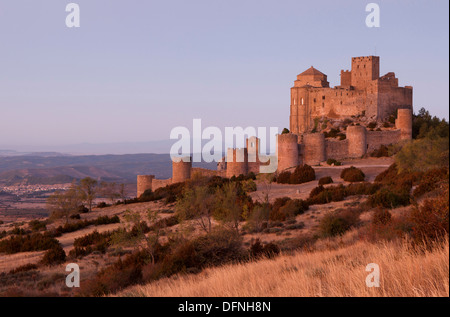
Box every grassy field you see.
[116,236,449,297]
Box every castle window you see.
[322,96,325,100]
[301,98,304,105]
[314,98,316,103]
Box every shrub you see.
[242,179,257,192]
[319,209,360,237]
[326,158,342,166]
[395,136,449,173]
[281,128,290,134]
[41,244,66,266]
[341,166,365,182]
[370,144,390,157]
[345,182,380,196]
[413,167,449,198]
[368,187,411,209]
[10,227,27,235]
[323,128,340,138]
[371,208,392,226]
[249,239,280,259]
[9,263,38,274]
[276,171,292,184]
[69,214,81,220]
[279,199,309,218]
[0,233,60,254]
[96,202,109,208]
[318,176,333,185]
[28,220,47,232]
[367,122,377,129]
[78,205,89,214]
[309,185,325,199]
[362,211,411,242]
[308,185,346,205]
[290,164,315,184]
[409,185,449,245]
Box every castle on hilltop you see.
[137,56,413,196]
[290,56,412,134]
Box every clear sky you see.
[0,0,448,151]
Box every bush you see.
[269,197,292,221]
[341,166,365,182]
[242,179,257,192]
[276,171,292,184]
[279,199,309,218]
[345,182,380,196]
[326,158,342,166]
[323,128,340,138]
[96,202,109,208]
[367,122,377,129]
[290,164,315,184]
[28,220,47,232]
[318,176,333,185]
[409,184,449,245]
[249,239,280,259]
[319,210,360,237]
[370,144,390,157]
[413,167,449,198]
[70,214,81,220]
[9,263,38,274]
[308,185,346,205]
[395,136,449,173]
[368,187,411,209]
[41,244,66,266]
[78,205,89,213]
[0,233,60,254]
[371,208,392,226]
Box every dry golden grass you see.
[115,238,449,297]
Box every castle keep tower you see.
[347,125,367,158]
[396,109,413,140]
[137,175,155,197]
[350,56,380,90]
[172,156,192,183]
[276,133,299,172]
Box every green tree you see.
[395,137,449,173]
[214,182,243,233]
[47,182,83,224]
[100,181,120,204]
[176,185,216,233]
[79,177,98,212]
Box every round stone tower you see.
[172,156,192,183]
[276,133,299,172]
[303,133,326,165]
[137,175,155,198]
[396,109,413,140]
[347,125,367,158]
[226,148,248,178]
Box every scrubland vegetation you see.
[0,107,448,297]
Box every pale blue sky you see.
[0,0,448,151]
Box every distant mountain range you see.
[0,140,175,156]
[0,153,216,186]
